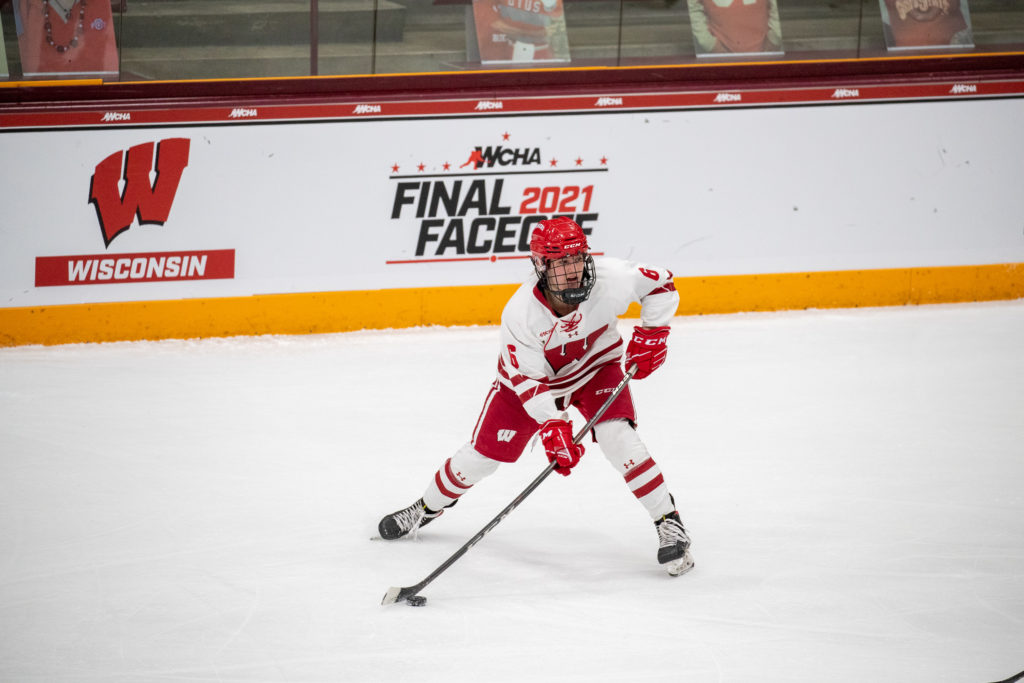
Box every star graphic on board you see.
[417,163,426,172]
[443,162,451,171]
[502,132,511,141]
[600,157,608,165]
[575,157,583,166]
[549,158,558,167]
[391,164,400,173]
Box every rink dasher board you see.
[1,82,1022,344]
[2,78,1023,129]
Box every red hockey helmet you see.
[529,217,596,305]
[529,216,590,261]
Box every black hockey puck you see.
[406,595,427,607]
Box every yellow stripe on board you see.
[2,263,1021,347]
[685,262,1023,314]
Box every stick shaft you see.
[385,365,638,603]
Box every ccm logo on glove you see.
[625,326,670,379]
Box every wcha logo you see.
[831,88,860,99]
[88,138,191,247]
[354,104,382,114]
[229,108,258,118]
[713,93,742,103]
[459,143,542,171]
[595,97,623,107]
[475,100,504,111]
[949,84,977,94]
[101,112,131,122]
[387,130,605,262]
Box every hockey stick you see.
[988,670,1024,683]
[382,364,639,606]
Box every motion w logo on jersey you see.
[385,129,608,265]
[34,137,236,288]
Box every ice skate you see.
[655,511,694,576]
[378,498,446,540]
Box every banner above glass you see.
[0,0,1021,84]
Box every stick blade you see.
[382,585,422,605]
[381,586,404,605]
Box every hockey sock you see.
[624,457,673,519]
[422,442,499,512]
[593,419,675,520]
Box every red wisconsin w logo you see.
[88,138,191,247]
[545,324,608,374]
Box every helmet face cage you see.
[542,252,596,305]
[529,218,596,305]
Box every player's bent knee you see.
[593,418,638,451]
[593,419,648,474]
[450,442,501,484]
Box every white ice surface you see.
[1,302,1022,683]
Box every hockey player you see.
[378,217,693,576]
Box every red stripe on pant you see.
[624,457,665,500]
[632,473,665,500]
[435,458,472,500]
[624,457,655,483]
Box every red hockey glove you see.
[625,325,670,380]
[539,419,585,477]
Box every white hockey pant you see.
[593,418,675,520]
[422,442,500,512]
[422,420,674,520]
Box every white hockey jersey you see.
[496,256,679,424]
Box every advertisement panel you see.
[13,0,119,79]
[470,0,571,64]
[880,0,974,49]
[688,0,784,57]
[1,13,8,79]
[2,97,1023,312]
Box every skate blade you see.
[665,550,694,577]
